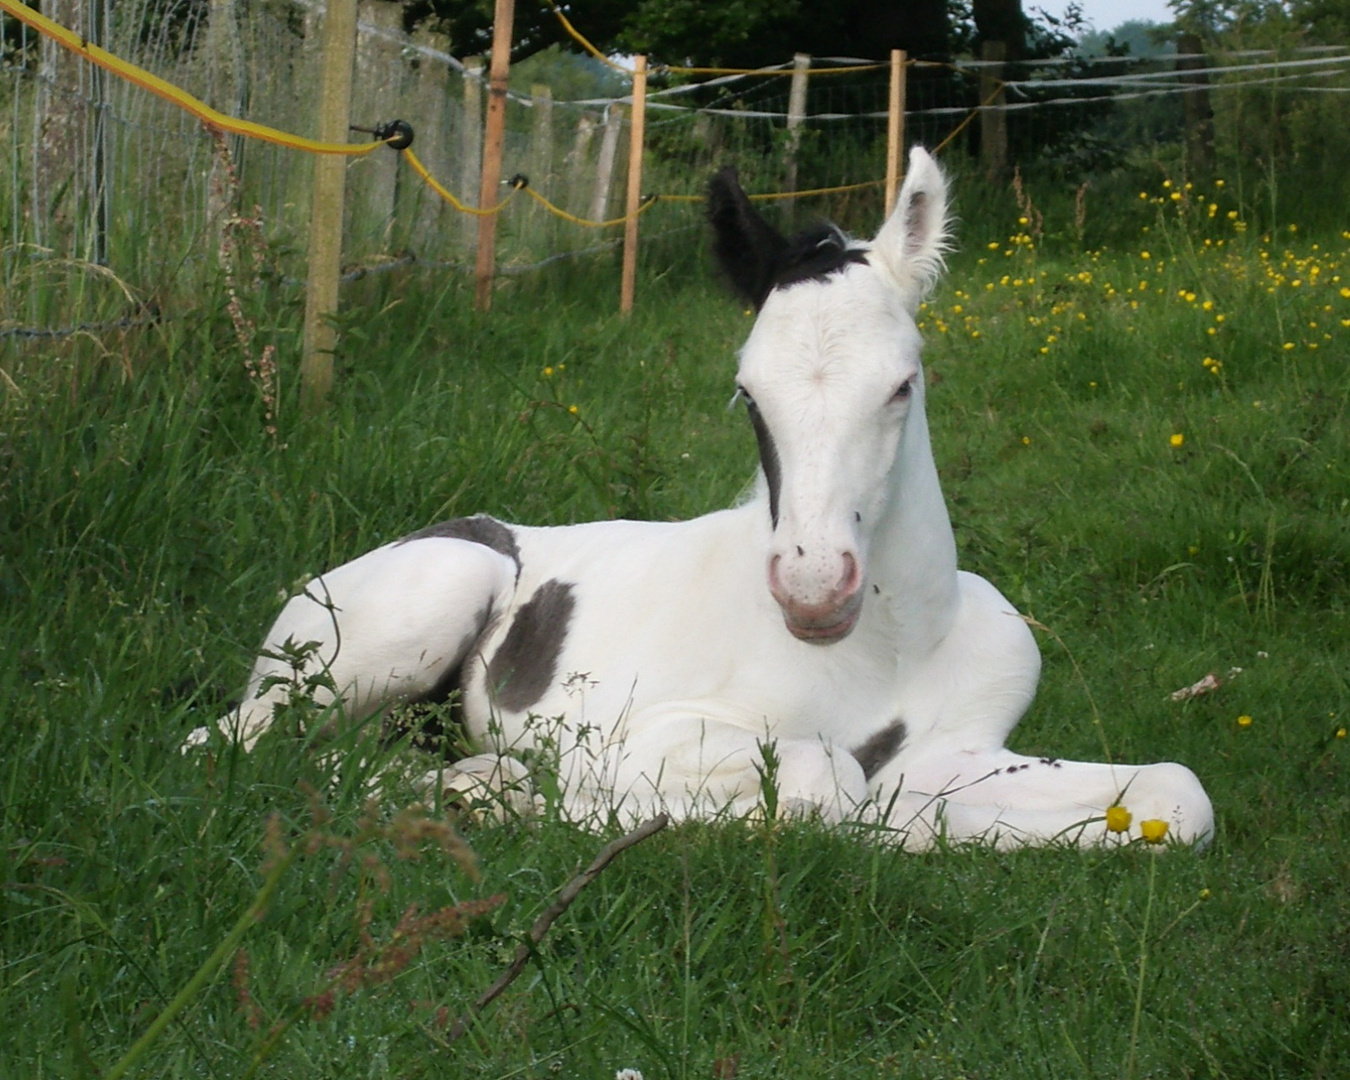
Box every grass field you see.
[2,174,1349,1078]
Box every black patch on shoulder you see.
[745,401,781,529]
[852,719,908,781]
[486,579,575,712]
[399,514,521,576]
[708,166,866,310]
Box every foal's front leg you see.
[593,708,872,824]
[877,749,1214,850]
[187,538,517,750]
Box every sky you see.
[1033,0,1176,34]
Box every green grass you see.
[2,190,1349,1078]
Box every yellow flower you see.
[1140,819,1169,844]
[1021,435,1031,445]
[542,366,554,377]
[1237,714,1253,727]
[1105,805,1132,833]
[1170,433,1185,448]
[1336,727,1346,739]
[568,404,580,415]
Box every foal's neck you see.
[871,393,960,646]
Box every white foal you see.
[190,148,1213,850]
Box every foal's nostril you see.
[839,551,861,598]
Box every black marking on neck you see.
[745,400,781,528]
[398,514,521,579]
[487,579,576,712]
[852,719,908,781]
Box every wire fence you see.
[4,0,1350,338]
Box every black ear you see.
[708,167,790,310]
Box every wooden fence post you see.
[591,104,623,224]
[352,0,402,254]
[885,49,907,216]
[979,40,1008,182]
[411,26,451,244]
[784,52,810,227]
[461,57,484,259]
[620,55,647,315]
[475,0,514,312]
[528,82,555,255]
[300,0,357,413]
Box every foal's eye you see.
[891,379,914,403]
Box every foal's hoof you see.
[417,755,540,822]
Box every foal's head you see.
[709,147,950,643]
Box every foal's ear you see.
[708,166,791,310]
[870,147,950,314]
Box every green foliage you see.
[2,193,1349,1076]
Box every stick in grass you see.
[444,812,670,1043]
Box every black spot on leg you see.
[851,719,908,781]
[872,584,880,595]
[398,515,521,578]
[487,580,576,712]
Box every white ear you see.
[870,147,950,313]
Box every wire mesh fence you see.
[4,0,1350,336]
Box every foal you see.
[191,148,1214,849]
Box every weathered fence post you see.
[885,49,907,216]
[784,52,810,227]
[979,40,1008,181]
[34,0,88,254]
[475,0,514,312]
[620,55,647,315]
[528,82,555,256]
[591,104,623,224]
[565,113,598,221]
[300,0,358,413]
[351,0,403,254]
[1178,32,1215,178]
[205,0,243,264]
[461,57,484,259]
[411,26,451,245]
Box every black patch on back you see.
[745,400,781,529]
[399,514,521,577]
[708,166,867,310]
[486,579,576,713]
[852,719,908,781]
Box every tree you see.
[403,0,954,65]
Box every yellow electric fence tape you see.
[1,0,991,225]
[0,0,386,157]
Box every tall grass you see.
[2,173,1348,1078]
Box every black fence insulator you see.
[508,174,529,190]
[374,119,414,150]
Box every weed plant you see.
[1,173,1348,1078]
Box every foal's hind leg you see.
[187,538,517,750]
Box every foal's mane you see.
[708,166,867,310]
